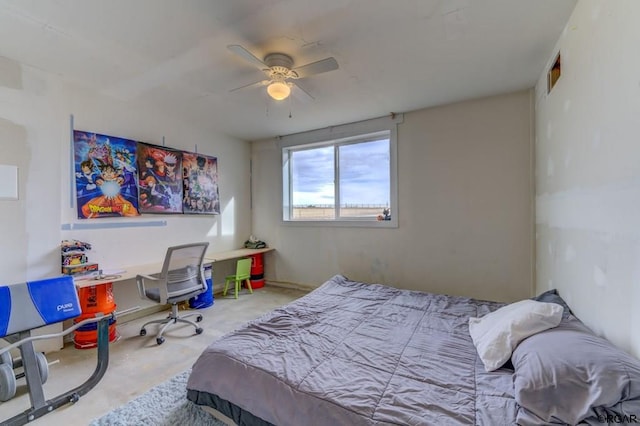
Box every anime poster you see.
[73,130,140,219]
[136,143,183,213]
[182,151,220,215]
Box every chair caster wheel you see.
[195,327,203,335]
[140,329,147,337]
[156,337,165,345]
[196,315,203,322]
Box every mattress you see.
[187,275,517,425]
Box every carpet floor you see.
[89,369,225,426]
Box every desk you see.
[204,247,273,263]
[73,247,274,288]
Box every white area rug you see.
[89,369,227,426]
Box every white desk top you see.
[73,247,274,288]
[204,247,273,262]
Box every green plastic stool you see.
[223,257,253,299]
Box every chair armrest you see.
[136,274,171,304]
[137,274,158,281]
[136,274,159,300]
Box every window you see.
[281,115,399,227]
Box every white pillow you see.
[468,300,563,371]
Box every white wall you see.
[535,0,640,358]
[252,90,534,303]
[0,57,251,349]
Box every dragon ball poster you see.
[136,142,183,213]
[73,130,140,219]
[182,151,220,215]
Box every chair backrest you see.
[159,242,209,300]
[236,258,252,280]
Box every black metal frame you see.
[1,314,112,426]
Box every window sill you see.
[281,219,397,228]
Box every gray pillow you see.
[512,318,640,425]
[531,289,572,319]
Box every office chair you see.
[223,257,253,299]
[136,242,209,345]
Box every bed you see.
[187,275,640,425]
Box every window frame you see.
[280,115,400,228]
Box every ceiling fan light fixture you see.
[267,81,291,100]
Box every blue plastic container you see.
[189,264,214,309]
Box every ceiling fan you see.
[227,44,339,101]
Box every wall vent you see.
[547,52,561,93]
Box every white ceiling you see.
[0,0,576,141]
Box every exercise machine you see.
[0,276,112,426]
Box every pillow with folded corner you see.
[468,299,563,372]
[531,288,573,319]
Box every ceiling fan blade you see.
[291,81,315,102]
[227,44,266,69]
[229,79,270,93]
[293,57,338,79]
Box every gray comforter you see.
[187,275,518,425]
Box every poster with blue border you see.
[73,130,140,219]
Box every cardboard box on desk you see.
[62,262,99,276]
[62,251,88,266]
